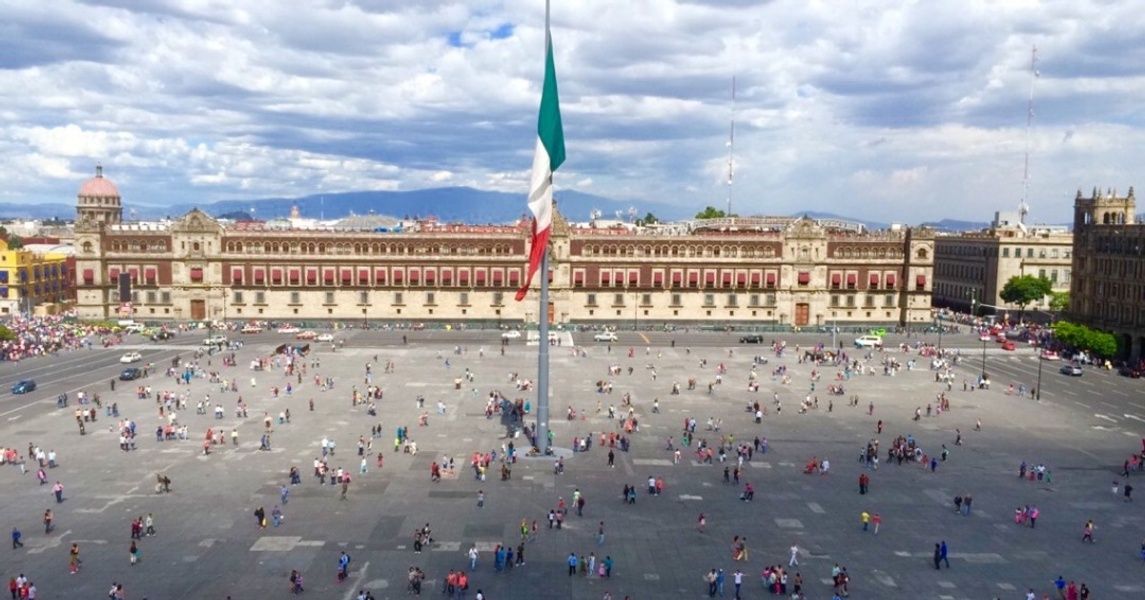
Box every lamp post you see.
[1034,349,1043,401]
[980,338,988,383]
[633,290,638,331]
[936,313,943,353]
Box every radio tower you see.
[1019,45,1039,224]
[726,76,736,217]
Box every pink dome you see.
[78,166,119,197]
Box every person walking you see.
[860,511,870,531]
[129,540,140,565]
[51,481,64,503]
[733,569,744,600]
[11,527,23,549]
[254,506,266,529]
[932,543,941,570]
[68,543,80,574]
[567,553,578,576]
[940,541,950,568]
[872,513,882,535]
[597,521,605,545]
[43,510,53,534]
[788,543,799,567]
[1082,519,1095,543]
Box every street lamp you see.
[1034,349,1043,401]
[980,338,988,383]
[936,313,943,353]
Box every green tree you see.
[640,212,659,225]
[694,206,727,219]
[1000,275,1052,319]
[6,234,22,249]
[1052,321,1118,359]
[0,324,13,342]
[1048,291,1069,312]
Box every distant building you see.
[1068,187,1145,360]
[0,238,74,316]
[932,214,1072,317]
[73,168,935,326]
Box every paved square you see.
[1,327,1143,599]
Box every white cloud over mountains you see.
[0,0,1142,223]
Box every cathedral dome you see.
[78,165,119,197]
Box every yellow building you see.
[0,239,74,316]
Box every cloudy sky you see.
[1,0,1142,223]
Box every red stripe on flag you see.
[515,226,550,301]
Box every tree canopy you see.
[694,206,727,219]
[1052,321,1118,358]
[1048,291,1069,312]
[1000,275,1052,316]
[0,324,13,342]
[636,212,659,226]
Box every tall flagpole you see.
[535,0,552,455]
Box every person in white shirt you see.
[789,544,799,566]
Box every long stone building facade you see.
[73,169,936,327]
[1068,187,1145,360]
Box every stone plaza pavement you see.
[1,329,1143,599]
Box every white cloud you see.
[0,0,1141,223]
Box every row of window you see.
[228,290,503,307]
[229,266,525,288]
[583,293,781,308]
[1093,235,1145,257]
[0,265,69,284]
[222,241,517,257]
[1001,246,1070,259]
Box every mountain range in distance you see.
[0,186,1000,231]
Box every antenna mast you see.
[726,76,736,217]
[1019,45,1038,224]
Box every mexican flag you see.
[515,33,566,302]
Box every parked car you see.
[1039,350,1061,361]
[1000,341,1016,351]
[739,334,764,344]
[150,330,175,342]
[277,326,300,334]
[10,379,36,394]
[316,333,334,342]
[119,367,143,381]
[120,351,143,364]
[978,334,993,342]
[295,331,318,340]
[593,332,618,342]
[240,324,264,334]
[501,330,522,340]
[1060,364,1083,376]
[853,335,883,349]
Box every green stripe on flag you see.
[539,41,565,172]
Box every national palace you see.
[73,168,936,326]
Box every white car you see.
[501,330,522,339]
[593,332,618,342]
[205,335,228,346]
[240,324,264,334]
[277,326,300,334]
[853,335,883,348]
[316,333,335,342]
[119,351,142,364]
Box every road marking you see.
[632,458,672,466]
[1123,414,1145,423]
[997,583,1016,590]
[750,461,772,468]
[807,502,825,514]
[678,494,703,501]
[341,561,370,600]
[638,332,650,344]
[774,518,803,529]
[1095,414,1118,423]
